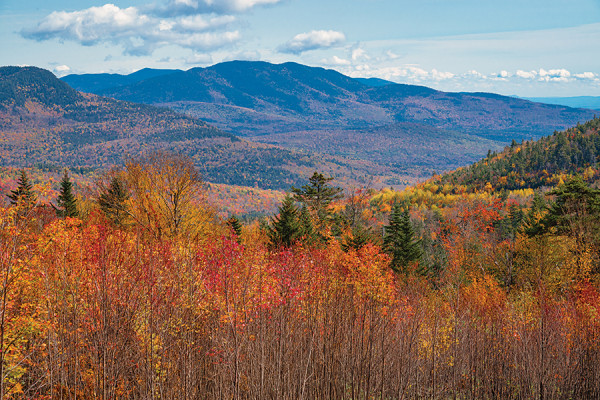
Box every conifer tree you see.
[341,225,372,252]
[298,205,316,245]
[267,195,301,248]
[7,169,37,209]
[227,215,243,241]
[55,169,78,218]
[98,176,129,225]
[383,203,422,273]
[292,172,342,238]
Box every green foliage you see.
[292,172,342,233]
[383,203,423,273]
[341,225,373,252]
[227,215,243,238]
[440,117,600,192]
[267,195,301,248]
[7,169,37,209]
[55,169,78,218]
[98,176,129,225]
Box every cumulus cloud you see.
[53,65,71,76]
[22,3,241,55]
[278,30,346,54]
[351,48,369,61]
[516,70,537,79]
[575,72,597,80]
[154,0,281,15]
[345,65,456,83]
[320,55,351,66]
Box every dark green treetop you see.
[227,215,243,239]
[267,195,302,249]
[55,169,78,218]
[383,202,422,273]
[98,176,129,225]
[7,169,37,209]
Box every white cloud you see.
[516,70,537,79]
[574,72,597,80]
[53,65,71,76]
[351,48,369,61]
[22,4,240,56]
[279,30,346,54]
[185,52,213,64]
[385,50,400,60]
[320,55,351,66]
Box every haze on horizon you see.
[1,0,599,97]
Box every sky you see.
[1,0,600,96]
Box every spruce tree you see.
[98,176,129,225]
[55,169,78,218]
[298,205,316,245]
[267,195,301,248]
[227,215,243,240]
[383,203,422,273]
[7,169,37,209]
[292,172,342,239]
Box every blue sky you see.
[1,0,599,96]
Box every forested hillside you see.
[0,66,404,189]
[440,117,600,191]
[2,118,600,398]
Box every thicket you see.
[2,152,600,399]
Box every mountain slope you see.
[438,117,600,191]
[64,61,595,142]
[0,66,389,189]
[61,68,181,94]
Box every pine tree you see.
[298,205,316,245]
[227,215,243,241]
[98,176,129,225]
[267,195,301,248]
[55,169,78,218]
[7,169,37,209]
[383,203,422,273]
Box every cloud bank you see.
[22,2,251,55]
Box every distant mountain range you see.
[1,66,382,189]
[0,62,595,191]
[63,61,595,142]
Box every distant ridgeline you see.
[439,117,600,192]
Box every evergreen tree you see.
[7,169,37,209]
[98,176,129,225]
[292,172,342,231]
[55,169,78,218]
[267,195,301,248]
[298,205,317,245]
[227,215,243,240]
[383,203,422,273]
[341,225,372,252]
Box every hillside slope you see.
[64,61,595,142]
[0,66,389,189]
[439,117,600,191]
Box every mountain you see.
[1,66,387,189]
[61,68,181,94]
[63,61,595,142]
[523,96,600,111]
[438,117,600,192]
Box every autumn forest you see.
[0,114,600,399]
